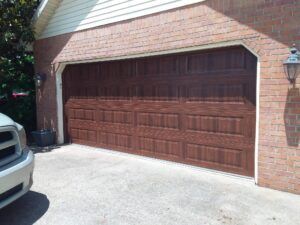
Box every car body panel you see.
[0,113,34,209]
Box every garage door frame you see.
[55,40,260,182]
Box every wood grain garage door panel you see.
[63,46,256,177]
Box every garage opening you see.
[62,46,257,177]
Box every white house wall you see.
[39,0,205,39]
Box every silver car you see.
[0,113,34,209]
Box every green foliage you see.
[0,0,39,133]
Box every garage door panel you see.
[96,123,134,135]
[136,112,180,130]
[185,114,244,136]
[69,123,134,136]
[136,55,180,77]
[99,61,135,81]
[68,118,253,151]
[135,126,253,150]
[66,99,99,108]
[134,84,180,102]
[98,109,133,125]
[68,108,96,121]
[68,119,96,129]
[182,103,255,115]
[185,114,256,140]
[98,132,133,150]
[66,87,98,99]
[134,127,182,141]
[186,80,256,104]
[96,101,134,111]
[102,85,141,100]
[155,139,181,155]
[134,103,182,113]
[137,136,156,156]
[63,46,256,177]
[186,48,249,74]
[137,137,183,160]
[187,83,246,103]
[184,143,245,168]
[182,131,253,150]
[184,143,251,176]
[70,128,97,143]
[66,80,254,104]
[133,102,255,115]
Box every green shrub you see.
[0,0,39,134]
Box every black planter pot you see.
[31,130,56,147]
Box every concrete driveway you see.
[0,144,300,225]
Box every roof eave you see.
[32,0,61,39]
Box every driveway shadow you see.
[29,144,61,154]
[29,143,72,154]
[0,191,49,225]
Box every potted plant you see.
[31,129,56,147]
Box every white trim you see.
[239,43,260,185]
[255,62,261,184]
[56,64,66,144]
[55,40,260,183]
[32,0,50,21]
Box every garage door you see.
[62,46,257,177]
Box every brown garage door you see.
[62,46,257,177]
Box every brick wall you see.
[34,0,300,194]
